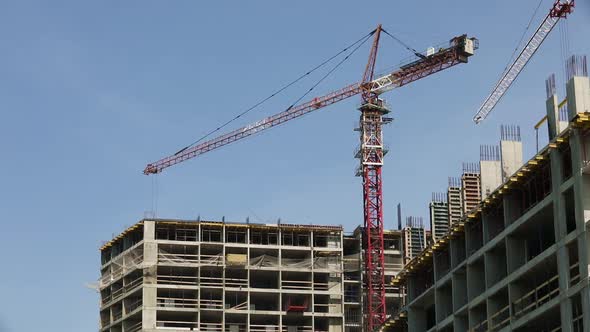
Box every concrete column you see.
[568,112,590,330]
[500,126,523,181]
[453,315,468,331]
[451,271,467,312]
[549,108,575,332]
[142,220,157,330]
[566,76,590,119]
[505,235,526,274]
[562,65,590,328]
[407,306,427,332]
[447,179,463,225]
[466,260,485,302]
[480,158,501,199]
[547,94,560,140]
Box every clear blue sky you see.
[0,1,588,331]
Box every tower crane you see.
[144,25,478,331]
[473,0,575,124]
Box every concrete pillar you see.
[565,58,590,330]
[447,178,463,224]
[505,235,526,274]
[547,94,560,140]
[569,129,590,331]
[549,145,574,332]
[453,315,468,331]
[479,145,501,199]
[407,306,427,332]
[429,196,449,242]
[500,125,523,181]
[142,220,158,330]
[566,77,590,119]
[451,271,467,312]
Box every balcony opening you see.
[564,188,576,234]
[561,145,573,181]
[250,229,278,245]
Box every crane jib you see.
[144,34,477,175]
[473,0,574,124]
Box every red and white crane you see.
[473,0,575,124]
[144,25,477,331]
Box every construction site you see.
[98,1,590,332]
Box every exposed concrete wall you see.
[142,220,157,330]
[567,76,590,118]
[500,140,523,181]
[429,200,449,242]
[447,182,463,225]
[480,160,501,199]
[547,94,560,140]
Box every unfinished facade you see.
[385,55,590,332]
[447,178,463,225]
[461,163,481,216]
[99,221,346,332]
[402,217,427,262]
[430,193,450,242]
[99,221,406,332]
[342,228,404,332]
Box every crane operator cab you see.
[452,34,479,62]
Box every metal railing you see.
[200,299,224,309]
[156,297,198,309]
[513,274,559,318]
[470,319,487,332]
[200,276,224,287]
[280,326,313,332]
[158,252,199,264]
[156,320,199,330]
[112,308,123,321]
[570,262,580,286]
[125,298,143,313]
[126,321,142,332]
[282,280,312,290]
[101,276,143,305]
[488,304,510,331]
[224,323,247,332]
[250,325,280,332]
[100,253,143,288]
[225,277,248,288]
[200,323,223,332]
[156,274,198,285]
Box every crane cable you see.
[381,29,426,59]
[500,0,545,79]
[174,28,378,155]
[284,32,374,111]
[559,18,571,84]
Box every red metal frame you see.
[360,26,387,332]
[361,25,382,102]
[361,136,387,332]
[144,32,474,175]
[144,82,362,174]
[550,0,574,18]
[286,297,309,312]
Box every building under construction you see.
[98,1,585,331]
[99,54,590,332]
[99,220,406,332]
[384,56,590,332]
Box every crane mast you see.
[143,27,478,332]
[358,26,388,332]
[473,0,574,123]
